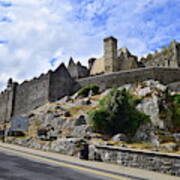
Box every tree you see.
[88,88,150,137]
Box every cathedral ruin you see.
[1,36,180,123]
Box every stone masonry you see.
[1,36,180,123]
[90,145,180,176]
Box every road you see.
[0,150,118,180]
[0,144,179,180]
[0,147,142,180]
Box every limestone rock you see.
[168,82,180,92]
[133,123,155,142]
[80,98,91,105]
[118,84,132,91]
[138,87,151,97]
[151,137,160,147]
[51,138,86,156]
[72,125,90,137]
[160,143,178,152]
[71,92,79,100]
[59,96,71,103]
[111,133,128,142]
[173,133,180,143]
[136,95,164,129]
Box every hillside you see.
[5,80,180,155]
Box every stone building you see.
[67,57,89,79]
[141,40,180,68]
[89,36,139,75]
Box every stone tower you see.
[171,40,180,67]
[104,36,118,73]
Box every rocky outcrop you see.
[111,133,128,142]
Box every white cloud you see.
[0,0,179,90]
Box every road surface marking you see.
[0,146,131,180]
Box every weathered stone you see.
[59,96,71,103]
[89,145,180,176]
[80,98,91,105]
[151,137,160,147]
[133,123,155,142]
[160,143,178,152]
[173,133,180,143]
[136,95,164,129]
[111,133,128,142]
[67,57,89,79]
[72,125,90,137]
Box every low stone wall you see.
[89,145,180,176]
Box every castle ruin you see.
[89,37,139,75]
[1,36,180,123]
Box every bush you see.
[77,84,99,97]
[171,95,180,129]
[159,93,180,131]
[88,88,150,137]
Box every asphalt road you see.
[0,150,122,180]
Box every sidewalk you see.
[0,142,179,180]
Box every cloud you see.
[0,0,180,90]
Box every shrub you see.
[88,88,150,137]
[171,95,180,129]
[77,84,99,97]
[159,93,180,131]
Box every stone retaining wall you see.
[90,145,180,176]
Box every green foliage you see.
[171,94,180,129]
[146,53,153,60]
[159,93,180,131]
[172,94,180,104]
[88,88,150,137]
[77,84,99,97]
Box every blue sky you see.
[0,0,180,90]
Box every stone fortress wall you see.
[12,73,50,116]
[1,36,180,123]
[0,87,15,123]
[78,67,180,90]
[0,64,79,123]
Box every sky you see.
[0,0,180,90]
